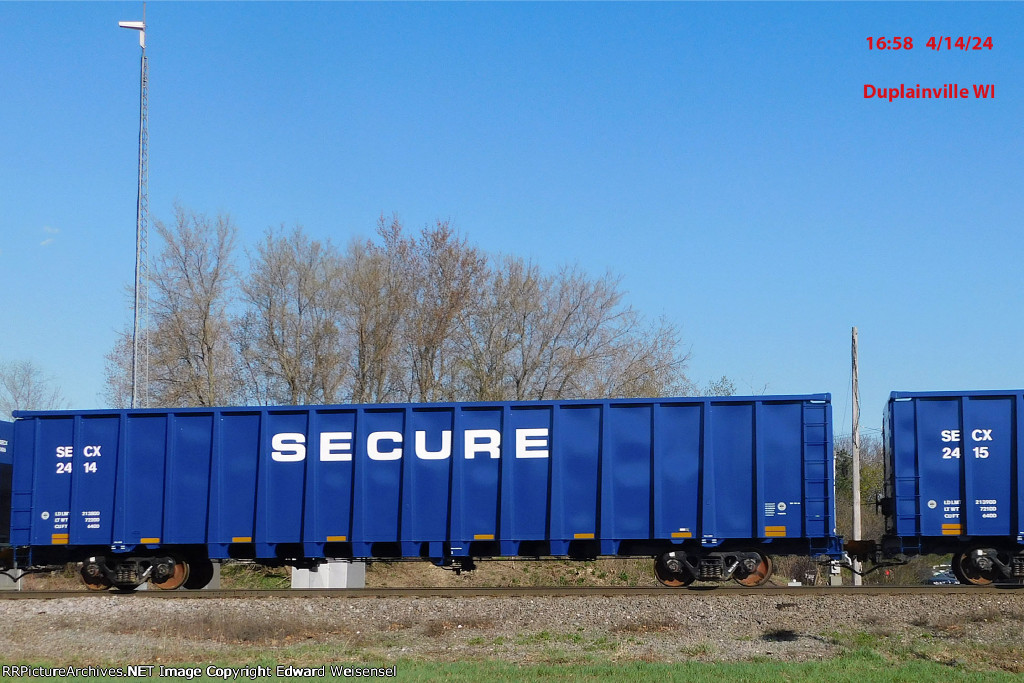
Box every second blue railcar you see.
[882,390,1024,584]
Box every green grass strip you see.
[0,653,1018,683]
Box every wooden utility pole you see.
[852,327,862,585]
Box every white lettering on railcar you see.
[465,429,501,459]
[415,430,452,460]
[271,433,306,462]
[367,431,403,461]
[270,428,550,462]
[515,428,550,459]
[319,432,352,461]
[82,510,101,529]
[940,428,994,459]
[54,445,104,458]
[52,511,69,530]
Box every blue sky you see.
[1,2,1020,435]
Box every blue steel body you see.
[0,420,12,546]
[9,394,843,565]
[885,390,1024,554]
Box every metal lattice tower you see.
[121,10,149,408]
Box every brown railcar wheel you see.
[950,553,968,584]
[733,552,774,587]
[81,573,112,591]
[953,549,997,586]
[654,555,694,587]
[80,562,111,591]
[152,557,190,590]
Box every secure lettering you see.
[271,428,550,463]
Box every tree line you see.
[104,206,698,409]
[0,360,67,421]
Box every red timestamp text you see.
[867,36,912,50]
[926,36,993,51]
[866,36,994,51]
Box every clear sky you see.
[1,2,1020,436]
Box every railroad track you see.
[1,584,1020,599]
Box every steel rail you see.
[0,584,1020,600]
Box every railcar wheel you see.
[80,569,112,589]
[152,557,190,590]
[953,549,998,586]
[733,552,773,587]
[80,563,112,592]
[183,558,215,590]
[654,554,694,587]
[950,554,968,584]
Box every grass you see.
[3,656,1024,683]
[12,557,1024,680]
[11,597,1024,674]
[5,620,1024,680]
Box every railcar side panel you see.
[164,413,214,543]
[600,404,652,543]
[652,404,700,541]
[210,412,260,548]
[72,415,119,546]
[304,408,356,551]
[120,414,167,546]
[0,420,13,545]
[26,417,74,547]
[550,405,601,547]
[355,409,403,547]
[758,402,805,540]
[10,394,841,566]
[403,408,454,548]
[450,406,501,548]
[257,411,308,550]
[886,391,1021,552]
[500,406,550,543]
[704,403,754,540]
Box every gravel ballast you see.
[2,591,1024,669]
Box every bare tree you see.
[0,360,68,419]
[238,226,349,405]
[146,205,240,407]
[457,259,690,401]
[582,313,690,399]
[457,255,546,401]
[109,207,696,410]
[701,376,736,397]
[341,216,416,404]
[404,220,488,402]
[506,266,686,400]
[102,329,134,408]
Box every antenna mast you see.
[120,6,149,408]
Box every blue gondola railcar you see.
[882,390,1024,584]
[0,420,12,551]
[3,394,843,590]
